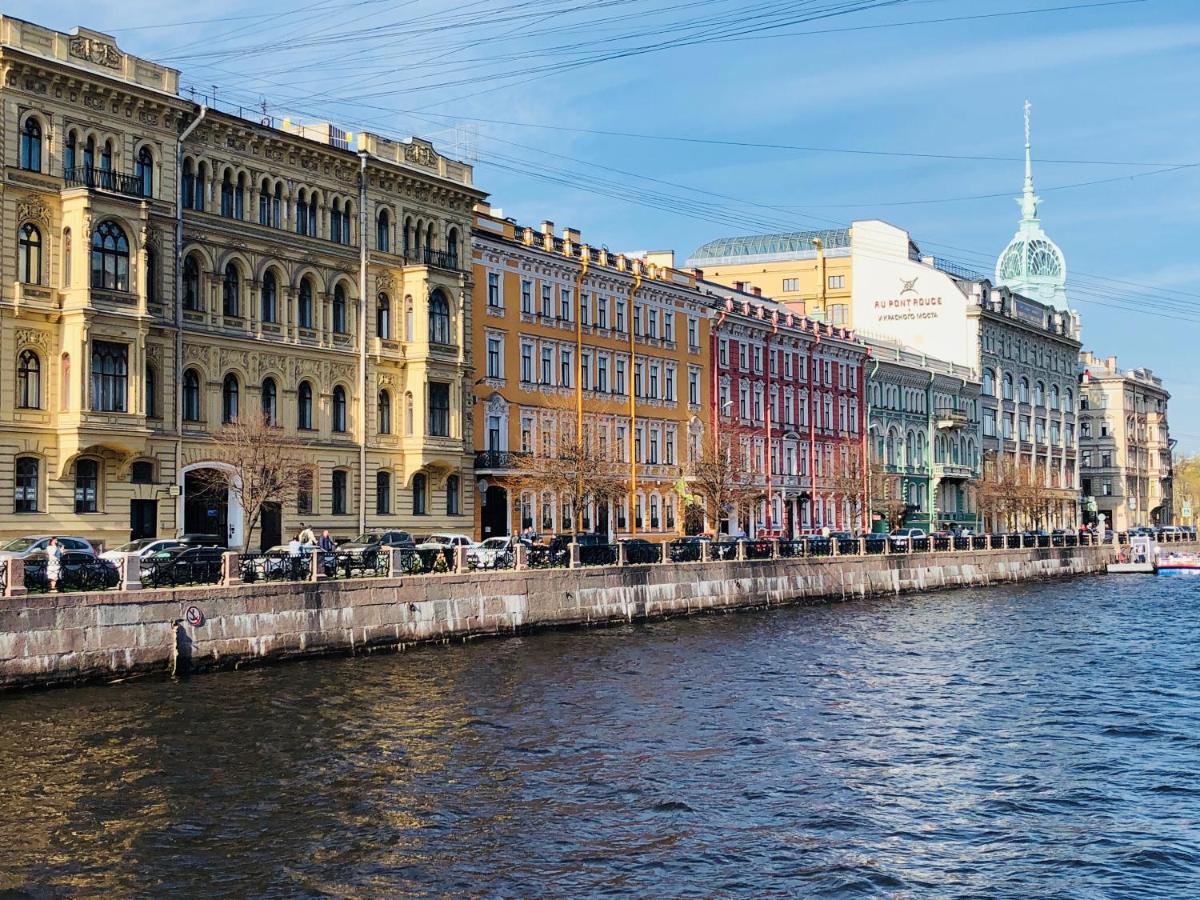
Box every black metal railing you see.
[623,542,662,565]
[405,248,460,271]
[744,539,774,561]
[239,551,310,584]
[63,166,147,197]
[579,544,619,567]
[24,556,120,593]
[142,554,223,588]
[474,450,531,470]
[667,540,702,563]
[326,549,395,579]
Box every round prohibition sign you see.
[185,605,205,628]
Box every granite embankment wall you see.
[0,542,1161,690]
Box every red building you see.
[700,281,868,537]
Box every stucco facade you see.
[0,18,484,549]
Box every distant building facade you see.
[1078,351,1173,531]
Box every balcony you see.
[63,167,147,199]
[936,406,969,429]
[404,248,461,272]
[935,462,974,479]
[474,450,530,471]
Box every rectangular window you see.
[598,297,608,329]
[520,342,533,383]
[560,348,572,388]
[560,288,572,322]
[616,300,626,333]
[521,279,532,313]
[580,292,589,326]
[428,382,450,437]
[521,416,533,453]
[828,274,845,289]
[580,352,591,390]
[783,277,799,292]
[297,469,313,514]
[541,346,553,384]
[647,309,658,339]
[487,272,501,308]
[738,344,747,371]
[665,366,675,402]
[663,311,674,343]
[541,283,552,317]
[983,411,996,437]
[332,470,347,515]
[688,316,698,349]
[74,459,99,513]
[688,368,699,406]
[486,335,503,379]
[635,362,644,398]
[597,355,609,392]
[616,358,627,395]
[719,339,728,367]
[648,364,659,399]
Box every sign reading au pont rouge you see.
[873,276,944,323]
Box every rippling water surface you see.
[2,576,1199,897]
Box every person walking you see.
[319,529,336,577]
[297,522,317,545]
[46,536,63,592]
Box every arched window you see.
[100,139,112,174]
[376,471,391,515]
[221,373,239,423]
[404,391,414,435]
[181,159,195,207]
[235,173,246,219]
[220,170,235,217]
[222,263,240,317]
[145,247,158,303]
[1049,384,1060,410]
[64,131,77,175]
[412,473,427,515]
[19,117,42,172]
[145,363,157,418]
[193,161,205,211]
[18,223,41,285]
[404,296,414,341]
[182,369,201,421]
[261,270,278,323]
[90,221,130,291]
[17,349,40,409]
[90,341,127,412]
[261,377,278,425]
[1002,373,1013,400]
[377,293,391,339]
[308,193,318,237]
[331,199,343,243]
[332,385,347,432]
[74,459,99,513]
[650,494,660,529]
[333,284,347,334]
[446,474,460,515]
[378,390,392,434]
[1018,377,1029,404]
[131,461,154,484]
[298,278,314,329]
[1065,388,1074,410]
[272,183,282,227]
[429,290,451,344]
[377,208,390,252]
[403,217,413,256]
[982,368,995,397]
[338,201,350,245]
[298,380,314,430]
[183,255,201,310]
[136,146,154,197]
[447,227,459,268]
[295,190,308,235]
[14,457,38,513]
[258,179,272,226]
[425,223,435,257]
[1034,381,1045,406]
[83,135,95,171]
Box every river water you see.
[1,576,1199,897]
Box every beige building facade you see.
[1078,351,1173,532]
[1,17,484,549]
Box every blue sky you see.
[15,0,1200,448]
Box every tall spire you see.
[1020,99,1039,221]
[996,99,1067,308]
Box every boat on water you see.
[1156,553,1200,574]
[1107,535,1156,574]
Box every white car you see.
[101,538,188,563]
[468,536,521,569]
[415,533,476,551]
[890,528,927,550]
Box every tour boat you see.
[1156,554,1200,574]
[1107,535,1156,574]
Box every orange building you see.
[470,208,711,541]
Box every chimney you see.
[1107,355,1118,372]
[563,226,581,243]
[752,287,762,297]
[732,281,745,292]
[691,267,705,280]
[540,220,555,236]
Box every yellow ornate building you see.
[685,229,854,325]
[0,17,484,549]
[471,208,711,541]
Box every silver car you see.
[0,535,95,560]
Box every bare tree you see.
[685,429,759,535]
[868,460,909,531]
[829,445,870,533]
[505,404,627,537]
[192,413,310,552]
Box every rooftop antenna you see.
[260,98,271,126]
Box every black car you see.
[141,545,225,587]
[546,533,611,566]
[619,538,660,565]
[24,551,119,592]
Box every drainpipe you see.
[357,151,369,536]
[863,352,875,534]
[710,300,730,535]
[174,104,207,536]
[764,317,778,536]
[627,271,643,535]
[573,252,590,538]
[809,326,821,533]
[926,370,935,533]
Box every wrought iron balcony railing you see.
[63,166,147,198]
[474,450,530,470]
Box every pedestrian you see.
[298,522,316,545]
[46,536,62,592]
[319,528,336,576]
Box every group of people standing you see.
[286,524,335,557]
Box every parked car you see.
[337,531,416,560]
[546,533,610,566]
[890,528,926,550]
[415,533,475,551]
[0,535,95,561]
[468,536,528,569]
[23,550,118,591]
[101,538,190,563]
[668,535,710,562]
[141,545,225,587]
[619,538,659,565]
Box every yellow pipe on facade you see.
[628,270,643,537]
[573,251,589,537]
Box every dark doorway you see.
[481,485,508,538]
[130,499,157,540]
[783,501,795,540]
[184,469,228,546]
[260,502,282,551]
[596,500,610,537]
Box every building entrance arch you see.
[179,461,244,548]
